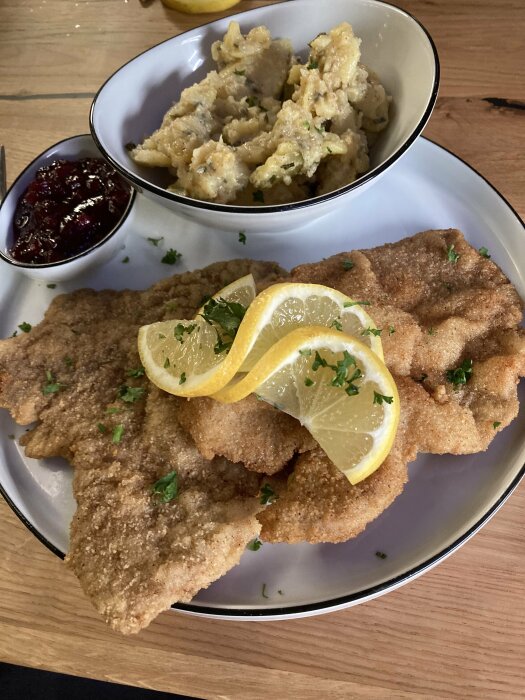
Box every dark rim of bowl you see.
[0,134,137,270]
[89,0,440,215]
[1,138,523,618]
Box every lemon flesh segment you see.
[161,0,242,13]
[236,283,383,372]
[138,274,256,398]
[213,326,399,485]
[196,273,256,315]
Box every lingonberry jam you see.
[9,158,132,264]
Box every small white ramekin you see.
[0,134,136,282]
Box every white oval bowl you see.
[90,0,439,234]
[0,134,136,282]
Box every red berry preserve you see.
[10,158,132,264]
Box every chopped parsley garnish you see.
[213,331,233,355]
[282,162,295,170]
[64,356,74,368]
[147,236,164,247]
[200,297,247,356]
[314,124,325,134]
[106,407,122,415]
[373,391,394,405]
[303,120,311,130]
[428,327,436,336]
[161,248,182,265]
[252,189,265,203]
[246,95,259,108]
[479,246,491,259]
[446,358,473,387]
[327,146,333,154]
[261,583,269,599]
[361,327,382,337]
[375,551,387,559]
[415,373,428,383]
[307,59,319,70]
[112,424,124,444]
[11,330,17,337]
[46,283,56,289]
[260,483,278,505]
[152,471,178,503]
[18,322,32,333]
[127,367,145,378]
[201,298,246,334]
[304,377,314,387]
[331,351,358,388]
[493,421,501,429]
[247,537,262,551]
[122,256,130,263]
[179,372,187,385]
[344,300,370,307]
[388,325,395,335]
[118,385,145,403]
[234,69,246,76]
[164,357,170,368]
[330,318,343,331]
[42,369,63,395]
[299,348,312,357]
[446,244,460,264]
[238,231,247,245]
[342,259,354,271]
[312,351,328,371]
[97,423,107,434]
[174,323,196,343]
[312,350,362,396]
[158,333,166,340]
[124,142,136,152]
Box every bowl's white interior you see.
[92,0,437,197]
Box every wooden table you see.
[1,1,524,697]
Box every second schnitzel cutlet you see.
[0,229,523,631]
[178,230,525,543]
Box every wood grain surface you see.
[1,1,524,698]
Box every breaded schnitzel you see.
[176,394,316,474]
[0,229,523,631]
[0,259,283,634]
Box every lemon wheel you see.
[213,326,399,484]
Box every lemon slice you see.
[138,273,256,397]
[235,282,383,372]
[213,326,400,484]
[161,0,242,13]
[197,273,257,312]
[139,278,384,398]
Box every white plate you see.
[1,137,524,621]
